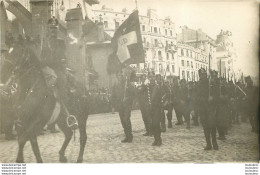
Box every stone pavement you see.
[0,110,258,163]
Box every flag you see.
[111,10,144,65]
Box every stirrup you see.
[66,115,78,129]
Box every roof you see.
[65,8,83,21]
[84,0,100,5]
[29,0,53,2]
[82,19,111,44]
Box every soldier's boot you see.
[160,123,166,132]
[160,127,166,132]
[212,128,219,150]
[204,129,212,150]
[121,138,128,143]
[152,136,162,146]
[161,114,166,132]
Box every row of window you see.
[142,25,173,36]
[181,60,208,70]
[143,37,174,47]
[179,48,207,62]
[152,64,175,73]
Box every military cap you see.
[198,68,207,76]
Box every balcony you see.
[165,44,177,52]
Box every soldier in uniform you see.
[190,81,199,126]
[197,68,218,150]
[244,76,259,133]
[111,68,136,143]
[136,74,152,136]
[150,74,164,146]
[216,77,229,140]
[163,80,174,128]
[175,79,190,129]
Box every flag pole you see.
[135,0,138,10]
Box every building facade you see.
[91,7,179,76]
[177,26,217,73]
[215,30,236,80]
[177,43,208,81]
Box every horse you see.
[1,43,88,163]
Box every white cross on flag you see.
[111,10,144,65]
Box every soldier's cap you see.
[180,79,186,84]
[198,68,207,75]
[210,70,218,77]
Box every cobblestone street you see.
[0,110,258,163]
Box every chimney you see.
[97,22,105,42]
[30,0,53,38]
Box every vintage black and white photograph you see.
[0,0,259,165]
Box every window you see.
[187,61,190,67]
[170,30,173,36]
[172,65,175,73]
[155,39,158,46]
[158,51,162,60]
[154,64,158,71]
[191,61,193,68]
[165,29,167,35]
[186,50,189,57]
[154,27,158,33]
[142,25,145,31]
[167,53,169,60]
[104,21,108,28]
[143,37,146,43]
[181,49,184,56]
[166,65,170,71]
[187,71,190,79]
[159,64,163,73]
[181,60,184,66]
[115,21,119,29]
[182,71,185,79]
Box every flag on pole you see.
[111,10,144,65]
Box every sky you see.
[85,0,259,77]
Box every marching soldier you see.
[190,81,199,126]
[197,68,218,150]
[163,80,174,128]
[244,76,259,133]
[176,79,190,129]
[216,77,229,140]
[136,75,152,136]
[111,68,136,143]
[150,74,164,146]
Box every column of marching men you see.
[111,66,259,149]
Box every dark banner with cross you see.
[111,10,144,65]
